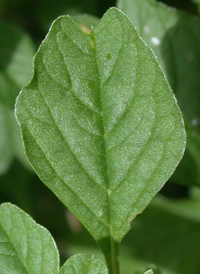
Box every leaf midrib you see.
[92,19,120,272]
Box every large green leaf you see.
[0,22,35,174]
[60,254,108,274]
[117,0,200,186]
[15,7,186,271]
[0,203,59,273]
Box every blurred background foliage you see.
[0,0,200,273]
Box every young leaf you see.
[15,7,186,272]
[0,203,59,273]
[60,254,108,274]
[117,0,200,186]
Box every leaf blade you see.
[15,7,186,259]
[0,203,59,273]
[60,254,108,274]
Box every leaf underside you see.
[15,7,186,248]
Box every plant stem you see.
[98,236,120,274]
[109,242,119,274]
[107,237,119,274]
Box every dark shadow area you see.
[160,9,200,189]
[157,0,198,14]
[1,0,116,45]
[160,12,200,133]
[122,200,200,274]
[0,23,23,72]
[0,22,26,107]
[159,180,189,198]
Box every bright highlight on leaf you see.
[0,203,59,273]
[15,7,186,272]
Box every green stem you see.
[108,237,119,274]
[98,237,120,274]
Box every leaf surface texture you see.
[16,8,186,245]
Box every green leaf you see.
[0,202,59,273]
[0,22,35,174]
[117,0,200,186]
[15,7,186,271]
[60,254,108,274]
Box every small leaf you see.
[15,7,186,270]
[0,203,59,273]
[60,254,108,274]
[117,0,200,186]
